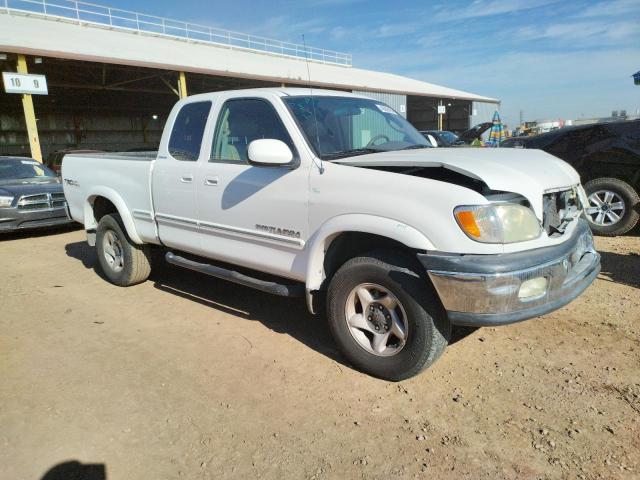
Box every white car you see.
[62,88,600,380]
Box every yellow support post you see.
[178,71,188,99]
[17,54,42,163]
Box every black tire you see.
[584,177,640,236]
[326,251,451,381]
[95,213,152,286]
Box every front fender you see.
[84,186,143,245]
[304,214,436,292]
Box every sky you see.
[109,0,638,127]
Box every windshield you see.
[283,96,430,159]
[439,131,459,144]
[0,158,57,184]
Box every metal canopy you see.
[0,10,499,103]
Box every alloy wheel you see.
[586,190,625,226]
[344,283,409,357]
[102,229,124,272]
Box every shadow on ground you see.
[0,224,81,242]
[598,250,640,289]
[64,241,346,366]
[65,240,108,280]
[63,241,489,370]
[40,460,106,480]
[155,262,345,362]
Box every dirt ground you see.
[1,227,639,480]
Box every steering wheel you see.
[366,134,390,147]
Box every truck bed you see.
[62,152,158,244]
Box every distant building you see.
[533,119,566,133]
[571,110,640,126]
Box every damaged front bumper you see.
[418,219,600,326]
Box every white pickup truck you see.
[63,88,600,380]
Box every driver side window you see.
[211,98,296,163]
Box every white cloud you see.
[433,0,560,21]
[247,15,327,41]
[578,0,640,17]
[516,19,639,43]
[374,23,419,38]
[330,26,349,41]
[308,0,366,4]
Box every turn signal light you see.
[455,210,481,238]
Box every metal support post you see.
[17,54,43,162]
[178,71,188,99]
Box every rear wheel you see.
[96,213,152,286]
[326,251,451,381]
[584,177,639,236]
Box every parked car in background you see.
[0,156,73,232]
[502,120,640,236]
[62,88,599,380]
[420,122,492,147]
[420,130,461,147]
[46,149,104,174]
[459,122,492,144]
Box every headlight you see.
[454,203,541,243]
[0,195,14,208]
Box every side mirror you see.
[248,139,293,167]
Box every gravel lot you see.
[1,227,639,480]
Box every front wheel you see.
[584,177,640,236]
[96,213,152,286]
[326,251,451,381]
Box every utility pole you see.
[438,99,443,130]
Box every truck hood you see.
[0,179,63,197]
[333,148,581,219]
[458,122,492,143]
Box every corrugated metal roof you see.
[0,11,499,103]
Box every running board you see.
[165,252,304,297]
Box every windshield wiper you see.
[323,148,382,160]
[399,144,431,150]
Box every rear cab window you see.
[168,101,212,161]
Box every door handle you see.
[180,175,193,183]
[204,177,219,186]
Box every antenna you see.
[302,34,324,174]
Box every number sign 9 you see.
[2,72,48,95]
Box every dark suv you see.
[502,120,640,236]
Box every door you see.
[195,97,309,280]
[152,100,211,253]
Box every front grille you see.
[17,193,67,211]
[543,188,581,236]
[20,194,48,202]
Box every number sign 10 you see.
[2,72,49,95]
